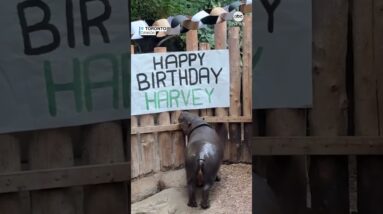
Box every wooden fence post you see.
[171,112,185,169]
[154,47,173,171]
[29,129,76,214]
[242,14,253,163]
[199,42,214,117]
[186,30,198,51]
[214,21,230,161]
[309,0,350,213]
[377,0,383,150]
[0,135,21,214]
[131,45,140,179]
[139,111,156,174]
[228,27,242,162]
[265,110,307,214]
[353,0,383,213]
[375,0,383,211]
[186,29,199,116]
[83,122,127,214]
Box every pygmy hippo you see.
[178,111,223,209]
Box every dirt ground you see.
[131,164,252,214]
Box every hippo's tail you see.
[197,158,205,187]
[198,158,205,168]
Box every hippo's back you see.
[188,125,221,147]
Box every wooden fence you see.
[131,13,253,179]
[0,123,130,214]
[252,0,383,214]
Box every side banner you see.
[0,0,131,134]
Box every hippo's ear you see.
[186,121,192,134]
[178,113,183,121]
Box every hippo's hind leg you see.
[186,159,198,207]
[187,180,197,207]
[200,178,214,209]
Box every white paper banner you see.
[131,50,230,115]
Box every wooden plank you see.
[241,14,253,163]
[214,21,227,50]
[171,111,185,168]
[264,110,307,214]
[0,163,130,194]
[132,124,180,134]
[83,122,127,214]
[158,111,173,170]
[83,123,125,164]
[242,14,252,118]
[139,111,156,174]
[242,122,254,163]
[186,30,198,51]
[155,47,173,171]
[309,1,350,213]
[240,4,252,13]
[214,21,230,161]
[352,0,378,136]
[353,0,383,213]
[373,0,383,212]
[0,134,22,214]
[252,136,383,155]
[130,116,252,134]
[199,42,214,117]
[131,45,140,179]
[125,120,131,211]
[227,27,241,115]
[228,27,242,162]
[214,21,228,118]
[29,129,76,214]
[352,1,380,214]
[131,120,140,179]
[377,0,383,138]
[252,112,270,176]
[186,29,200,116]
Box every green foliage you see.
[198,27,215,45]
[131,0,233,21]
[131,0,237,49]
